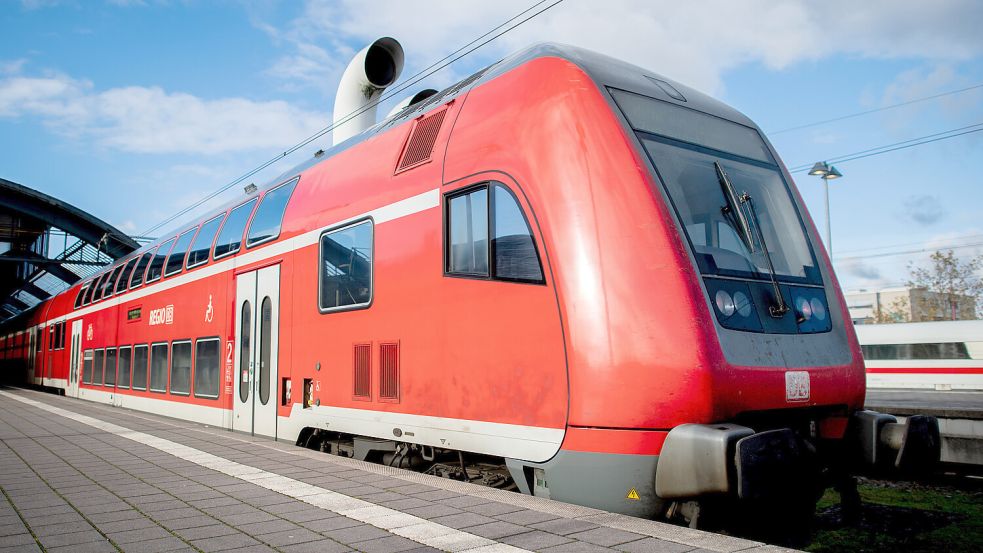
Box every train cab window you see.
[146,239,175,284]
[82,350,93,384]
[74,283,90,309]
[170,340,191,396]
[214,199,257,259]
[165,228,196,277]
[319,220,373,312]
[104,348,117,387]
[132,344,148,391]
[247,178,298,248]
[194,338,220,399]
[445,184,544,284]
[115,258,137,295]
[93,349,105,385]
[187,214,224,269]
[129,249,155,289]
[492,186,544,282]
[150,343,168,393]
[447,188,488,275]
[117,346,132,389]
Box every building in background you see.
[846,287,978,324]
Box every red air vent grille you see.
[379,342,399,402]
[395,108,447,173]
[353,343,371,399]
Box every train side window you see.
[170,340,192,396]
[247,178,299,248]
[82,350,93,384]
[146,239,175,284]
[104,347,117,387]
[101,265,123,299]
[194,337,220,399]
[93,349,105,386]
[115,258,137,295]
[129,250,155,289]
[85,274,105,305]
[74,283,90,309]
[150,342,168,393]
[164,228,197,277]
[118,346,132,389]
[447,188,489,276]
[319,220,373,312]
[214,199,257,259]
[187,214,224,269]
[492,185,544,283]
[132,344,149,391]
[445,183,544,284]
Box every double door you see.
[67,320,82,397]
[233,265,281,438]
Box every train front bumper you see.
[654,411,941,500]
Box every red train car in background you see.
[0,39,940,536]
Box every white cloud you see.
[267,0,983,97]
[0,70,329,155]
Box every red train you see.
[0,39,938,534]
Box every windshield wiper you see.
[715,162,755,253]
[715,162,790,318]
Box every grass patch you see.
[807,478,983,553]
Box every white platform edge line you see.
[0,389,529,553]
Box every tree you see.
[906,250,983,321]
[870,296,910,324]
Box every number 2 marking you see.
[226,341,233,364]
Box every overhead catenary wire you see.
[140,0,565,238]
[835,233,983,256]
[833,241,983,263]
[788,123,983,173]
[769,82,983,135]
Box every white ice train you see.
[857,320,983,390]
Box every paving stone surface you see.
[0,387,787,553]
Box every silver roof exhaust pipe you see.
[332,37,404,146]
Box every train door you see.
[67,320,82,397]
[232,265,280,438]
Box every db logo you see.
[149,305,174,326]
[86,324,93,341]
[785,371,810,402]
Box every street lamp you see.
[808,161,843,256]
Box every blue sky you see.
[2,0,982,292]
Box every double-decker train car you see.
[859,320,983,390]
[0,39,939,534]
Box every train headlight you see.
[790,287,831,333]
[795,296,812,321]
[715,290,736,317]
[733,291,753,317]
[810,298,826,321]
[706,279,762,331]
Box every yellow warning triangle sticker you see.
[626,488,640,500]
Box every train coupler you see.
[851,410,941,474]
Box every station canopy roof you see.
[0,177,139,325]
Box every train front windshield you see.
[611,88,821,285]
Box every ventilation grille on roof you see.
[379,341,399,402]
[353,343,371,399]
[395,108,447,174]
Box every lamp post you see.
[808,161,843,256]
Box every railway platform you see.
[0,388,786,553]
[866,389,983,467]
